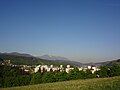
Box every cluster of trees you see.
[0,62,120,88]
[30,68,95,85]
[0,65,30,87]
[95,62,120,78]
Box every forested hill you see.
[0,54,82,66]
[0,52,119,66]
[95,59,120,66]
[106,59,120,66]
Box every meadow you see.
[6,76,120,90]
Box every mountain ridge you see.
[0,52,120,66]
[39,54,69,61]
[0,52,82,66]
[0,52,33,57]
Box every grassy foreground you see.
[5,76,120,90]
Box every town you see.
[1,57,120,88]
[1,59,100,74]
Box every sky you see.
[0,0,120,63]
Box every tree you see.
[68,67,81,80]
[4,77,14,87]
[0,77,3,87]
[30,72,42,84]
[109,63,120,77]
[79,70,86,79]
[54,71,68,81]
[85,69,96,78]
[42,72,55,83]
[96,66,108,78]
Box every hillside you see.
[0,52,119,66]
[95,59,120,66]
[6,76,120,90]
[0,54,64,66]
[0,53,82,66]
[83,59,120,66]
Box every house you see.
[65,65,74,73]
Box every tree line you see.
[0,62,120,88]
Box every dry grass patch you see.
[6,76,120,90]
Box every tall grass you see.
[6,76,120,90]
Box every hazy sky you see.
[0,0,120,63]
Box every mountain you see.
[84,59,120,66]
[1,52,119,67]
[40,55,69,61]
[0,52,82,66]
[0,52,33,57]
[39,55,83,66]
[99,59,120,66]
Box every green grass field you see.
[5,76,120,90]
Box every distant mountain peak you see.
[40,55,69,61]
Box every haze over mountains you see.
[0,52,120,66]
[0,52,82,66]
[39,55,69,61]
[0,52,69,60]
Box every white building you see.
[34,65,41,73]
[78,67,83,71]
[65,65,74,73]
